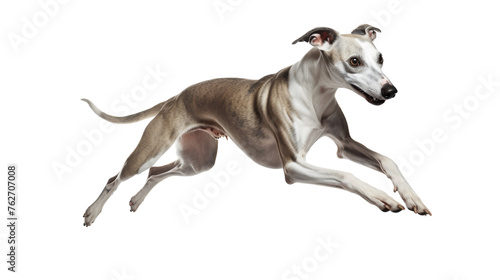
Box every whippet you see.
[82,24,431,227]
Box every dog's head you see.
[292,24,397,105]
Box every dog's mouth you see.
[350,84,385,106]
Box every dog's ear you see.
[351,24,381,41]
[292,27,338,50]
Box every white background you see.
[1,0,499,279]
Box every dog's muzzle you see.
[350,83,385,106]
[381,84,397,99]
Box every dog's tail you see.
[81,98,167,124]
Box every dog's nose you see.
[381,84,397,99]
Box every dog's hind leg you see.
[129,130,218,212]
[83,110,182,226]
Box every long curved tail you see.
[81,98,167,124]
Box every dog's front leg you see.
[326,132,431,215]
[322,111,431,215]
[337,138,431,215]
[284,158,405,213]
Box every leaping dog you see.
[82,24,431,227]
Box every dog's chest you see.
[293,116,325,157]
[289,101,325,156]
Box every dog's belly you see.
[234,136,282,169]
[189,123,283,169]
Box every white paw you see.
[396,186,431,216]
[361,188,405,213]
[371,190,405,213]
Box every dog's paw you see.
[83,204,102,227]
[129,196,144,212]
[368,190,405,213]
[404,196,431,216]
[398,187,431,216]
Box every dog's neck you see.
[289,48,345,121]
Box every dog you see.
[82,24,431,227]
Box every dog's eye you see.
[349,57,361,67]
[378,54,384,65]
